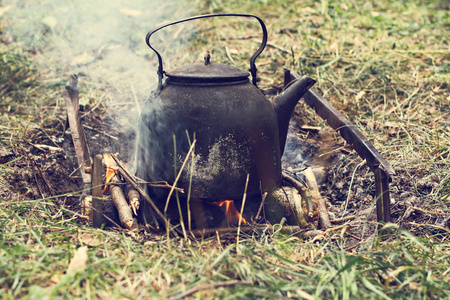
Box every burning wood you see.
[102,153,137,230]
[213,200,247,226]
[102,153,118,194]
[110,154,179,236]
[109,175,137,230]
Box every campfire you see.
[63,14,394,238]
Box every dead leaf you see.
[81,234,103,247]
[67,246,88,273]
[50,274,61,284]
[355,90,365,102]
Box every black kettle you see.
[136,13,315,211]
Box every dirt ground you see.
[2,82,443,240]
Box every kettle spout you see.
[273,75,316,156]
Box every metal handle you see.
[146,13,268,89]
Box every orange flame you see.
[213,200,247,225]
[102,153,117,194]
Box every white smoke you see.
[2,0,199,136]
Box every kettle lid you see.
[166,62,249,83]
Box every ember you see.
[213,200,246,226]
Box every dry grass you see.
[1,0,449,298]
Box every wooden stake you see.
[91,154,105,228]
[64,74,91,185]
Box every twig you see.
[30,155,54,197]
[409,222,450,233]
[330,215,356,224]
[110,154,179,237]
[31,162,46,199]
[29,143,63,152]
[51,197,67,220]
[343,160,365,214]
[237,174,249,253]
[91,206,122,229]
[81,94,106,119]
[138,180,184,193]
[90,206,141,243]
[253,191,267,224]
[82,124,118,141]
[168,280,254,300]
[408,205,450,216]
[344,242,361,252]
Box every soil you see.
[1,87,444,240]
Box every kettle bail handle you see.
[146,13,268,89]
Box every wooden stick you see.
[110,154,179,237]
[110,176,136,230]
[330,215,356,224]
[282,172,315,218]
[64,74,91,185]
[91,154,105,228]
[253,192,267,224]
[140,180,184,193]
[303,167,332,229]
[127,184,140,216]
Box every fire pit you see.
[63,14,394,236]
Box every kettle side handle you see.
[146,13,268,90]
